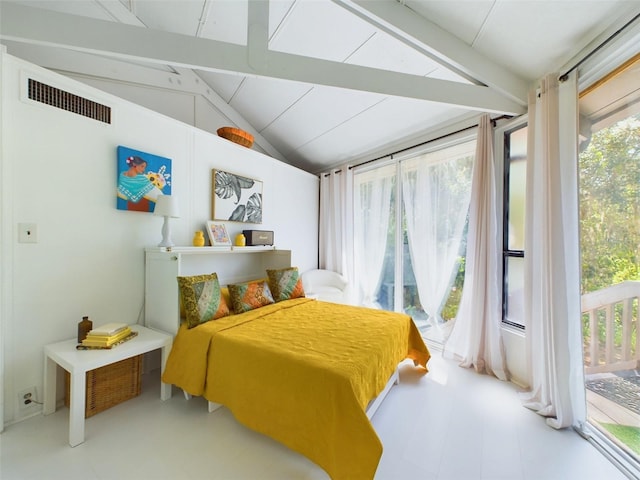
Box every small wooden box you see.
[65,355,142,418]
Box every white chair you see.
[301,269,350,304]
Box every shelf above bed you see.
[145,245,277,254]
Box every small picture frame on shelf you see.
[206,221,232,246]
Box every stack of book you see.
[80,323,136,349]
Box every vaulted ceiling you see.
[2,0,639,173]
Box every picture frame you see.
[206,221,232,246]
[212,169,263,223]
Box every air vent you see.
[27,78,111,124]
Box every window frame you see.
[497,118,528,330]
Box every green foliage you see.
[579,115,640,294]
[579,114,640,358]
[442,256,466,320]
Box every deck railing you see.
[581,280,640,374]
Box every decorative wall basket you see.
[217,127,254,148]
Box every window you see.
[353,137,475,344]
[502,125,527,329]
[578,51,640,470]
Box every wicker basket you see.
[64,355,142,418]
[217,126,254,148]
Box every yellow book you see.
[86,326,131,340]
[76,331,138,350]
[84,328,132,342]
[82,328,131,346]
[82,327,131,346]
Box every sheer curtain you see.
[402,146,473,338]
[319,169,352,276]
[519,72,585,429]
[353,165,393,307]
[443,115,509,380]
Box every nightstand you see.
[43,326,172,447]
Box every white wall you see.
[502,328,527,386]
[0,52,319,425]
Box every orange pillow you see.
[228,280,275,314]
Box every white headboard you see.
[144,247,291,335]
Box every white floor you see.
[0,351,629,480]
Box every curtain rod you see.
[559,11,640,82]
[323,114,511,177]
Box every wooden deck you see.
[587,389,640,426]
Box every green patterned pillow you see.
[267,267,305,302]
[228,280,275,314]
[177,273,230,328]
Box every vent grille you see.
[28,78,111,124]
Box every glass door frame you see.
[575,21,640,478]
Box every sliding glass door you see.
[578,56,640,462]
[352,138,475,344]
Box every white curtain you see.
[402,145,473,337]
[319,169,352,276]
[519,72,586,429]
[353,165,393,307]
[443,115,509,381]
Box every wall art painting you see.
[212,169,263,223]
[117,145,172,213]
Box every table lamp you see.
[153,195,180,248]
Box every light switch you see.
[18,223,37,243]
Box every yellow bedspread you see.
[162,298,430,479]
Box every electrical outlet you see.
[17,386,39,413]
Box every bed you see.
[149,250,430,479]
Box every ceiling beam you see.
[0,2,525,114]
[247,0,269,71]
[259,50,522,114]
[331,0,529,105]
